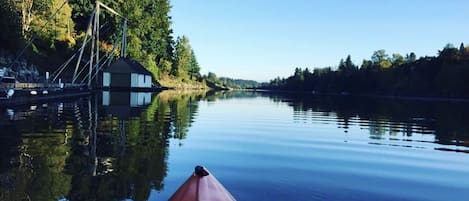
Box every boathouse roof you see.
[104,58,152,76]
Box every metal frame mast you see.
[72,1,127,88]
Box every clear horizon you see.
[171,0,469,82]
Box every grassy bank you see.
[157,74,210,90]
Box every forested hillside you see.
[266,44,469,98]
[0,0,201,85]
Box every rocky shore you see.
[0,49,41,82]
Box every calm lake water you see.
[1,91,469,201]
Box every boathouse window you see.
[102,91,110,106]
[103,72,110,87]
[131,73,138,87]
[145,75,152,87]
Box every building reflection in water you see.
[0,90,207,201]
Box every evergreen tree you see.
[338,58,346,71]
[173,36,191,78]
[406,52,417,63]
[189,49,201,79]
[344,55,356,70]
[361,59,372,69]
[459,43,466,56]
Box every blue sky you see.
[170,0,469,82]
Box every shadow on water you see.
[0,90,208,201]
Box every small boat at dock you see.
[169,166,236,201]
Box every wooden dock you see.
[1,82,86,89]
[0,82,92,106]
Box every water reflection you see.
[0,90,208,201]
[1,91,469,201]
[265,92,469,152]
[0,102,72,201]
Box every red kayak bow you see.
[169,166,236,201]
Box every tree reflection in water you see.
[266,92,469,150]
[1,91,469,201]
[0,90,207,201]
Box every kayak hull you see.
[169,167,236,201]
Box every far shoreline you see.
[254,89,469,103]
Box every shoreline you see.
[0,86,226,107]
[255,89,469,103]
[5,87,465,107]
[0,91,93,107]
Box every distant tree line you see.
[265,43,469,98]
[218,77,260,89]
[0,0,202,82]
[204,72,260,89]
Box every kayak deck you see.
[169,166,236,201]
